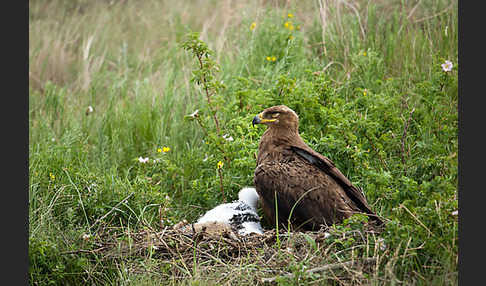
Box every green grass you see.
[29,0,457,284]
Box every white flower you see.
[188,109,199,118]
[86,106,94,116]
[138,156,149,163]
[222,134,234,142]
[452,210,458,216]
[441,60,453,72]
[376,237,387,251]
[82,233,91,241]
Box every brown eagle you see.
[252,105,382,231]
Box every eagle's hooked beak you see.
[252,112,277,127]
[252,114,262,127]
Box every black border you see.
[458,1,480,285]
[8,0,29,284]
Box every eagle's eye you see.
[270,112,280,118]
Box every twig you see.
[261,257,377,283]
[196,54,221,134]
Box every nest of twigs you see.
[82,221,385,284]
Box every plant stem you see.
[197,54,221,134]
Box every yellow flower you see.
[363,51,367,56]
[217,161,224,169]
[284,21,294,30]
[250,22,256,31]
[157,148,162,153]
[271,56,276,62]
[287,13,294,18]
[363,90,367,96]
[266,56,272,61]
[49,172,55,180]
[162,146,170,153]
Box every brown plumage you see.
[252,105,382,231]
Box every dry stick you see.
[176,232,230,268]
[151,227,179,258]
[261,257,377,283]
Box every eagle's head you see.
[252,105,299,132]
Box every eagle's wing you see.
[255,149,361,230]
[290,146,382,224]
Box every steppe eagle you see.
[252,105,382,231]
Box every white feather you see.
[196,187,263,235]
[237,187,259,210]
